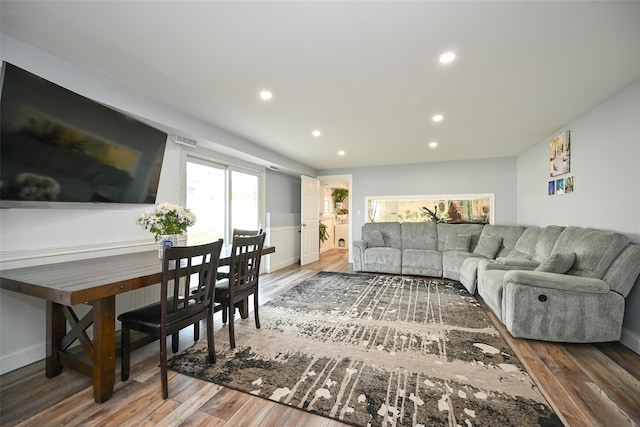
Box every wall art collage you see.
[548,130,574,195]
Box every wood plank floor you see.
[1,248,639,426]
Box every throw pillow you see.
[445,234,471,252]
[363,230,385,247]
[535,253,576,274]
[473,235,503,258]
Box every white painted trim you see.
[0,239,154,262]
[0,342,45,375]
[620,327,640,355]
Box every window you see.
[365,194,494,224]
[186,155,263,245]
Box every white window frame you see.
[182,147,265,244]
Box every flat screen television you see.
[0,62,167,207]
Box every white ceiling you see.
[2,1,639,171]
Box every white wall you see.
[0,35,311,373]
[517,80,640,352]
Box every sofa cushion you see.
[401,222,437,250]
[473,235,503,258]
[445,234,471,252]
[437,223,484,252]
[363,230,385,247]
[361,222,402,249]
[551,227,629,279]
[534,253,576,274]
[531,225,565,263]
[479,225,525,258]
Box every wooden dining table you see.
[0,245,275,403]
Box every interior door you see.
[300,175,320,265]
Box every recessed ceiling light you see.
[259,90,273,101]
[429,141,438,148]
[432,114,444,122]
[439,51,456,64]
[312,130,321,137]
[338,150,346,156]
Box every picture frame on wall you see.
[550,130,571,177]
[548,180,556,195]
[556,178,565,195]
[565,176,574,193]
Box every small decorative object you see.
[550,130,571,177]
[137,203,197,258]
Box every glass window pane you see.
[231,170,259,231]
[186,161,225,245]
[366,195,493,224]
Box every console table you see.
[0,246,274,403]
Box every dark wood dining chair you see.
[192,228,264,341]
[118,239,223,399]
[215,232,266,348]
[216,228,263,279]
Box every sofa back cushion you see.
[478,225,525,258]
[361,222,402,249]
[532,225,565,263]
[508,227,542,260]
[602,244,640,297]
[437,223,484,252]
[401,222,438,250]
[551,227,629,279]
[363,230,385,247]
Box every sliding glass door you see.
[186,157,262,245]
[186,159,226,245]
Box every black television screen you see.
[0,62,167,207]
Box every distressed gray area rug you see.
[169,272,562,427]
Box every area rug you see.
[169,272,562,427]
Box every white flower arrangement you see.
[137,202,196,241]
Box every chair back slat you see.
[228,233,266,298]
[161,240,223,327]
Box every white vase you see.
[158,234,179,259]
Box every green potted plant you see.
[331,188,349,209]
[319,222,330,243]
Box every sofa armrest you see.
[504,270,610,294]
[495,257,539,269]
[483,262,534,272]
[352,240,368,272]
[353,240,368,250]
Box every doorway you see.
[317,174,352,263]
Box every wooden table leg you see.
[46,301,65,377]
[90,296,116,403]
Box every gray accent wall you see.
[321,156,519,246]
[265,169,301,227]
[517,79,640,351]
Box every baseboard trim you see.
[0,342,45,375]
[269,257,299,273]
[620,327,640,355]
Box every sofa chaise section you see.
[483,227,636,342]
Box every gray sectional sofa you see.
[353,222,640,343]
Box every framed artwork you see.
[555,178,565,195]
[548,180,556,195]
[565,176,574,194]
[550,130,571,177]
